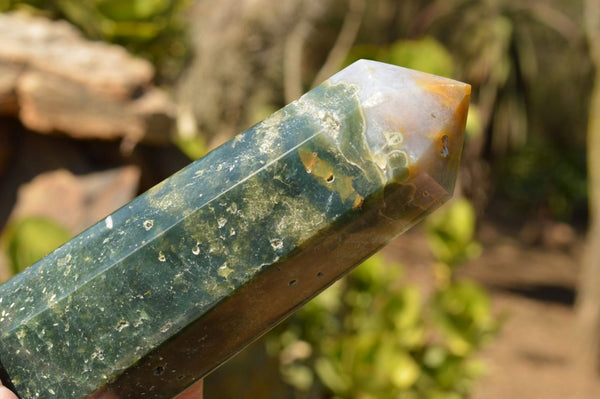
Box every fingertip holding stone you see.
[174,380,203,399]
[0,385,18,399]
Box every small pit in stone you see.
[326,173,335,183]
[317,272,324,277]
[115,320,129,332]
[440,134,450,158]
[192,243,200,255]
[270,238,284,250]
[154,366,165,376]
[289,279,297,286]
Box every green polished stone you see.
[0,60,470,398]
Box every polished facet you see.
[0,60,470,399]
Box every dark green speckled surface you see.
[0,60,470,398]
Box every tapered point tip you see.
[330,59,470,196]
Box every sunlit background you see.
[0,0,598,398]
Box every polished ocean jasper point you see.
[0,60,470,399]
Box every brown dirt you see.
[382,220,600,399]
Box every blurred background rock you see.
[0,0,598,398]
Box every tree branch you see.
[312,0,366,87]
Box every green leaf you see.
[97,0,171,21]
[385,285,421,331]
[2,217,71,275]
[425,199,481,267]
[173,134,208,161]
[388,37,455,78]
[351,254,402,291]
[389,352,421,389]
[344,44,386,66]
[315,357,351,394]
[103,20,165,40]
[431,280,497,355]
[281,364,314,391]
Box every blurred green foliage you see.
[173,134,208,160]
[1,217,71,275]
[268,201,498,399]
[0,0,192,82]
[2,1,581,394]
[426,0,588,222]
[347,1,589,224]
[497,137,588,220]
[426,199,482,269]
[346,36,454,78]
